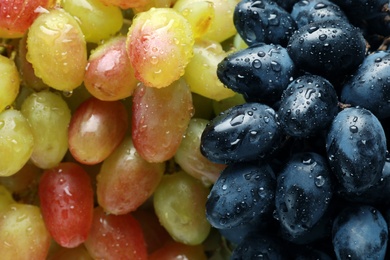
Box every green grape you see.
[173,0,215,39]
[21,90,71,169]
[233,33,248,50]
[126,7,194,88]
[61,0,123,44]
[153,171,211,245]
[0,109,34,177]
[0,203,51,259]
[200,0,239,42]
[184,39,235,101]
[212,92,246,115]
[26,8,87,91]
[174,118,226,186]
[0,185,16,213]
[0,55,20,112]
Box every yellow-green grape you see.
[0,185,16,213]
[233,33,248,50]
[0,203,51,259]
[21,91,71,169]
[184,39,235,101]
[212,92,246,115]
[0,55,20,112]
[153,171,211,245]
[200,0,238,42]
[173,0,215,39]
[61,0,123,44]
[126,8,194,88]
[26,8,87,91]
[0,109,34,177]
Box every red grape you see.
[84,206,148,260]
[38,162,94,248]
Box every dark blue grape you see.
[217,43,296,105]
[331,0,389,21]
[200,102,282,164]
[338,152,390,205]
[332,205,388,260]
[340,51,390,119]
[277,74,339,137]
[273,0,300,12]
[233,0,297,46]
[206,162,276,229]
[291,0,348,28]
[231,233,289,260]
[286,19,366,81]
[326,107,387,194]
[275,152,333,242]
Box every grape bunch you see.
[0,0,390,259]
[200,0,390,259]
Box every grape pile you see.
[0,0,390,259]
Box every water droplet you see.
[244,173,251,180]
[252,59,262,69]
[257,51,266,57]
[314,3,327,9]
[271,61,281,72]
[315,175,325,187]
[222,184,227,190]
[349,125,358,133]
[304,88,316,99]
[307,26,319,33]
[318,34,327,41]
[62,90,73,97]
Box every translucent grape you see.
[153,171,211,245]
[0,203,51,259]
[0,55,20,112]
[21,90,71,169]
[184,39,236,100]
[26,8,87,91]
[61,0,123,43]
[126,7,194,88]
[84,36,138,101]
[132,78,194,163]
[97,137,165,215]
[68,97,128,165]
[0,109,34,177]
[0,185,16,213]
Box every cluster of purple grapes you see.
[201,0,390,258]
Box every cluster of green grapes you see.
[0,0,245,259]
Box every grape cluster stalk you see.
[0,0,390,259]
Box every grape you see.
[200,0,239,43]
[0,0,54,38]
[96,137,165,215]
[153,171,211,245]
[277,74,339,137]
[183,39,236,101]
[126,7,194,88]
[0,55,20,112]
[217,43,296,105]
[206,162,276,229]
[99,0,150,9]
[84,36,138,101]
[332,205,388,260]
[132,79,193,163]
[38,162,94,248]
[47,245,92,260]
[0,109,34,177]
[21,90,71,169]
[61,0,123,44]
[0,203,51,259]
[326,107,387,194]
[275,152,333,243]
[173,0,215,39]
[68,97,128,165]
[290,0,348,28]
[340,51,390,119]
[286,19,366,81]
[233,0,297,46]
[26,8,87,91]
[200,102,282,164]
[84,206,148,260]
[174,118,226,186]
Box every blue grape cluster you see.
[201,0,390,258]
